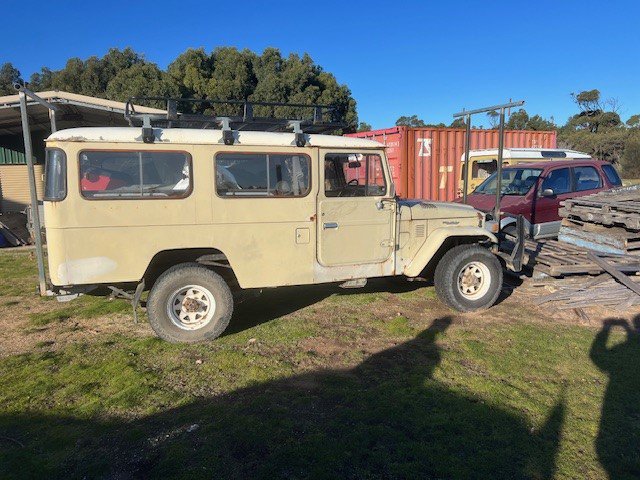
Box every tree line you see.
[2,52,639,176]
[394,90,640,177]
[0,47,358,130]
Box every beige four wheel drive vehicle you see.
[42,120,502,343]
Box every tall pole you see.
[48,108,57,133]
[494,107,506,222]
[18,91,47,295]
[462,113,471,203]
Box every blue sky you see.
[3,0,639,129]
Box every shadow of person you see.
[590,315,640,479]
[0,317,566,479]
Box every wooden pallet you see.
[560,185,640,230]
[558,218,640,255]
[521,239,640,277]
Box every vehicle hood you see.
[463,193,526,214]
[398,199,479,220]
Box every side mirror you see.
[388,182,396,198]
[541,188,555,197]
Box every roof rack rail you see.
[124,97,349,145]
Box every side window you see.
[574,166,602,191]
[80,151,191,199]
[324,153,386,197]
[44,149,67,201]
[541,168,571,195]
[472,159,497,180]
[215,153,310,197]
[602,164,622,186]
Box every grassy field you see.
[0,250,639,479]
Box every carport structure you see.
[0,89,166,213]
[0,88,166,293]
[0,90,165,157]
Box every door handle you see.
[323,222,339,229]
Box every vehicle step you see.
[339,278,367,289]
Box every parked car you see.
[459,148,591,196]
[42,124,505,343]
[463,159,623,239]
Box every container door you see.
[317,151,394,266]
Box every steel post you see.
[462,113,471,203]
[49,108,57,133]
[18,91,47,295]
[494,108,506,221]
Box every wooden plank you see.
[587,252,640,297]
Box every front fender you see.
[403,227,498,277]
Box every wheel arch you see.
[142,248,238,290]
[403,227,497,278]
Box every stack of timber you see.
[532,274,640,310]
[520,239,640,277]
[559,185,640,255]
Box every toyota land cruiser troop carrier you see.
[41,101,503,343]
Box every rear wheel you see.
[434,244,502,312]
[147,263,233,343]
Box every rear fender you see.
[403,227,498,277]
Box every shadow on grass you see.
[590,314,640,479]
[226,278,426,335]
[0,317,566,479]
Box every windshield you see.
[474,168,543,196]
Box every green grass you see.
[0,251,39,297]
[0,250,638,478]
[28,296,132,326]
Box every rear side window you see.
[574,166,602,191]
[79,151,191,199]
[541,168,571,195]
[44,149,67,201]
[216,153,311,197]
[601,164,622,186]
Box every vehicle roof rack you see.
[124,97,349,146]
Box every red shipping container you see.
[347,126,556,201]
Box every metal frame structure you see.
[14,84,58,295]
[454,100,526,272]
[453,100,525,212]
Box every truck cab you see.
[43,126,501,343]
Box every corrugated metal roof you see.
[47,127,384,148]
[0,90,166,136]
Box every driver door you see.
[317,151,395,266]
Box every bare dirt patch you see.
[0,300,151,357]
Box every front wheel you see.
[434,244,503,312]
[147,263,233,343]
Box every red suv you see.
[464,159,622,239]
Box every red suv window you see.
[601,164,622,186]
[541,168,571,195]
[574,166,602,191]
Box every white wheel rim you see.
[167,285,216,331]
[457,261,491,301]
